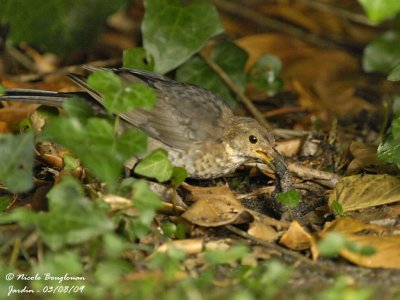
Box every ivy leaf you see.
[142,0,223,74]
[134,149,173,182]
[0,197,10,212]
[247,53,284,96]
[62,97,95,122]
[87,71,157,114]
[277,189,300,208]
[43,116,147,186]
[363,31,400,74]
[0,0,126,55]
[388,63,400,81]
[123,48,154,71]
[171,167,187,187]
[33,251,83,279]
[358,0,400,23]
[0,132,34,193]
[1,176,113,250]
[176,41,248,107]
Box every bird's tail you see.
[0,89,86,107]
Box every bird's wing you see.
[69,67,234,150]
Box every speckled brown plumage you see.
[1,67,280,179]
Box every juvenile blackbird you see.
[0,67,280,179]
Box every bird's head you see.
[224,117,276,167]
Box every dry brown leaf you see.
[322,217,386,235]
[347,141,392,174]
[328,174,400,212]
[182,185,286,242]
[248,221,278,242]
[280,220,313,250]
[313,217,400,268]
[0,121,8,133]
[284,51,359,88]
[235,33,314,70]
[258,3,345,36]
[313,82,376,117]
[182,186,253,227]
[259,4,323,34]
[0,105,39,129]
[275,138,302,158]
[340,235,400,269]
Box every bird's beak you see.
[255,150,274,168]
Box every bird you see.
[0,67,280,179]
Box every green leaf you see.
[125,179,163,238]
[205,245,249,265]
[176,41,248,107]
[318,232,346,257]
[142,0,223,74]
[362,31,400,74]
[171,167,187,187]
[277,189,300,208]
[134,149,173,182]
[161,221,177,238]
[331,200,344,216]
[123,48,154,71]
[0,197,10,212]
[95,259,131,287]
[43,116,147,186]
[102,233,128,258]
[33,251,83,278]
[132,179,163,218]
[247,53,284,96]
[62,97,95,122]
[377,115,400,163]
[211,41,249,90]
[0,132,34,193]
[388,63,400,81]
[0,0,126,55]
[345,240,376,256]
[358,0,400,23]
[118,128,148,158]
[2,176,113,250]
[87,71,157,114]
[63,155,80,171]
[0,84,4,95]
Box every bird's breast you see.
[167,142,246,179]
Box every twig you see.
[7,46,38,73]
[264,107,306,118]
[236,186,274,199]
[199,51,271,129]
[288,163,341,188]
[256,162,341,188]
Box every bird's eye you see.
[249,135,258,144]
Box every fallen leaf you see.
[341,234,400,269]
[279,220,313,250]
[235,33,313,71]
[182,186,253,227]
[248,221,278,242]
[328,174,400,212]
[347,141,393,174]
[322,217,386,235]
